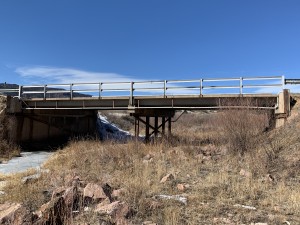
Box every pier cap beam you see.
[130,108,175,117]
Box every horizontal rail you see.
[285,79,300,85]
[0,76,285,102]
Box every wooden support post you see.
[134,116,140,139]
[162,117,166,136]
[146,116,150,142]
[154,116,158,137]
[168,116,172,136]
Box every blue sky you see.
[0,0,300,91]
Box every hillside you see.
[0,97,299,224]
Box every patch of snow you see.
[97,112,139,142]
[153,194,188,205]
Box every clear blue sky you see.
[0,0,300,86]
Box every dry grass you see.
[1,101,300,224]
[0,96,20,160]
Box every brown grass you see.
[1,102,300,224]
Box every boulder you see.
[83,183,107,203]
[34,197,66,225]
[0,202,29,225]
[95,201,131,225]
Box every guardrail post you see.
[200,79,203,96]
[99,82,102,99]
[129,82,134,106]
[239,77,243,95]
[70,84,73,100]
[18,85,22,98]
[164,80,167,98]
[43,85,47,100]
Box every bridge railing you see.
[0,76,284,100]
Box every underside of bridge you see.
[11,109,97,148]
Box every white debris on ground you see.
[97,112,138,141]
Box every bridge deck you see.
[22,94,278,110]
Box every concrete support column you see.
[275,89,290,128]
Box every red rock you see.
[83,183,107,200]
[95,201,131,224]
[177,183,185,191]
[160,173,174,183]
[51,186,66,199]
[35,197,67,224]
[0,203,28,225]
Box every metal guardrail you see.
[0,76,285,101]
[285,79,300,85]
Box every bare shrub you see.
[215,101,270,155]
[0,115,20,159]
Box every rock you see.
[143,154,153,160]
[35,197,66,224]
[21,173,41,184]
[83,183,107,202]
[160,173,174,183]
[177,183,185,191]
[213,217,234,224]
[63,186,80,210]
[239,169,252,177]
[95,201,131,224]
[51,186,66,199]
[102,183,113,202]
[112,188,126,199]
[95,201,121,215]
[266,174,275,182]
[0,202,29,225]
[143,221,157,225]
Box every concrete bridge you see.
[0,76,297,144]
